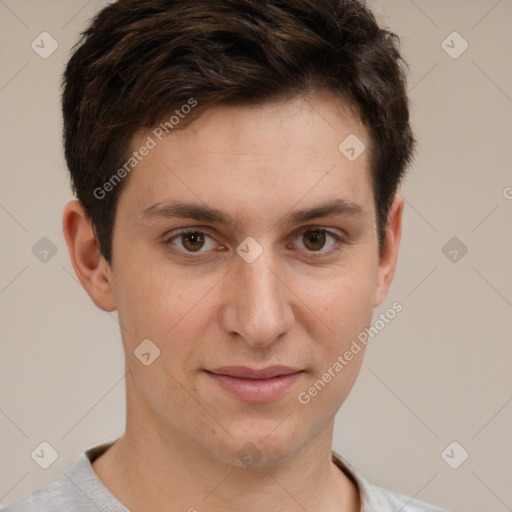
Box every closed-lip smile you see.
[207,365,302,379]
[204,366,304,402]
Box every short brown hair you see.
[62,0,416,263]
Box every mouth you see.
[204,366,304,403]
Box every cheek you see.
[298,259,377,344]
[295,276,372,417]
[112,268,166,342]
[112,260,217,358]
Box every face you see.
[72,92,402,467]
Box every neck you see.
[92,380,360,511]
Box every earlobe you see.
[373,193,404,308]
[62,200,116,312]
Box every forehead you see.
[117,93,374,225]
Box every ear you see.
[373,192,404,308]
[62,200,116,312]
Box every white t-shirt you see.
[2,441,449,511]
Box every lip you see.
[205,366,304,403]
[208,365,301,379]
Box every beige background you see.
[1,1,511,511]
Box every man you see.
[3,0,448,510]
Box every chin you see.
[204,418,310,469]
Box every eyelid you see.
[164,226,219,248]
[164,226,215,242]
[289,226,346,258]
[163,225,347,258]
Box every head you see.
[63,0,415,467]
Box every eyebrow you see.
[139,198,365,228]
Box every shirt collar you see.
[82,441,378,511]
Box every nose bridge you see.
[224,240,293,346]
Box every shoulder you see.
[1,478,80,511]
[1,443,124,512]
[365,482,449,512]
[331,450,449,512]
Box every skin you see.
[63,92,403,512]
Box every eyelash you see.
[163,226,346,260]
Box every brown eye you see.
[165,229,217,254]
[181,232,205,252]
[292,228,343,256]
[302,229,327,251]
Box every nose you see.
[219,246,294,349]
